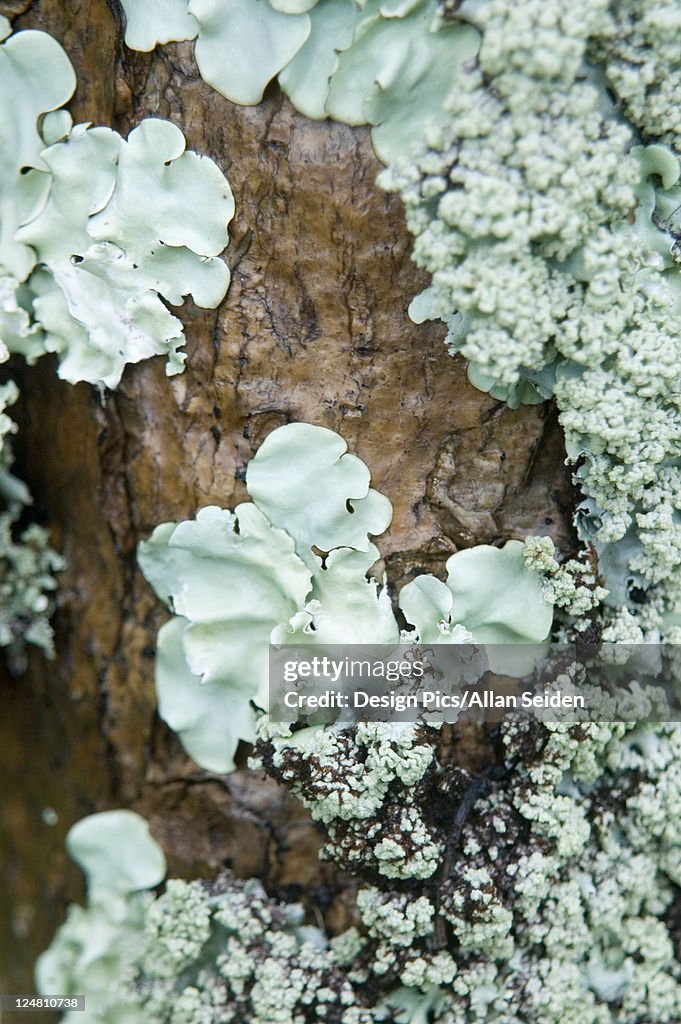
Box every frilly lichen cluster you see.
[117,0,681,640]
[255,721,444,880]
[138,422,552,772]
[40,688,681,1022]
[379,0,681,637]
[37,810,371,1024]
[55,423,670,1022]
[0,16,233,390]
[118,0,479,163]
[0,14,234,659]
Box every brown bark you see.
[0,0,577,996]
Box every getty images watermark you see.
[269,643,681,724]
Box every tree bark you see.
[0,0,577,996]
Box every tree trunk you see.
[0,0,577,996]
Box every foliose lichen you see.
[37,810,372,1024]
[138,422,552,772]
[0,16,234,389]
[254,720,444,880]
[254,678,681,1023]
[377,0,681,637]
[40,683,681,1023]
[115,0,681,642]
[118,0,479,163]
[35,6,681,1024]
[0,14,234,659]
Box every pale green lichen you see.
[0,17,235,658]
[0,377,63,667]
[35,6,681,1024]
[260,721,443,879]
[267,685,681,1022]
[0,22,71,660]
[591,0,681,155]
[36,810,165,1023]
[380,0,681,635]
[66,810,167,897]
[354,888,457,986]
[400,540,554,674]
[382,1,635,393]
[0,514,64,669]
[138,423,399,771]
[18,118,233,388]
[119,0,200,51]
[0,378,62,669]
[322,0,478,162]
[139,422,552,772]
[119,0,479,163]
[113,0,681,638]
[38,811,371,1024]
[523,536,608,632]
[0,18,76,291]
[40,691,681,1023]
[463,713,681,1024]
[188,0,312,106]
[0,20,234,388]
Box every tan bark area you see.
[0,0,577,996]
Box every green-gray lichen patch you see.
[189,0,312,105]
[399,540,553,675]
[0,376,63,668]
[93,0,681,645]
[17,118,233,388]
[116,0,480,164]
[38,692,681,1023]
[38,815,369,1024]
[0,21,76,285]
[324,0,478,162]
[139,422,553,773]
[66,810,167,897]
[137,424,400,771]
[0,19,237,657]
[119,0,199,51]
[0,22,234,389]
[380,0,681,639]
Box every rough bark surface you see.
[0,0,577,996]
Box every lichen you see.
[139,422,552,772]
[118,0,479,163]
[379,0,681,636]
[40,688,681,1023]
[17,118,233,389]
[256,720,443,879]
[36,810,165,1023]
[0,19,234,389]
[33,6,681,1024]
[523,536,608,633]
[591,0,681,155]
[118,0,199,51]
[0,16,235,659]
[0,377,63,668]
[256,680,681,1022]
[0,513,64,669]
[114,0,681,640]
[38,811,371,1024]
[137,423,399,771]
